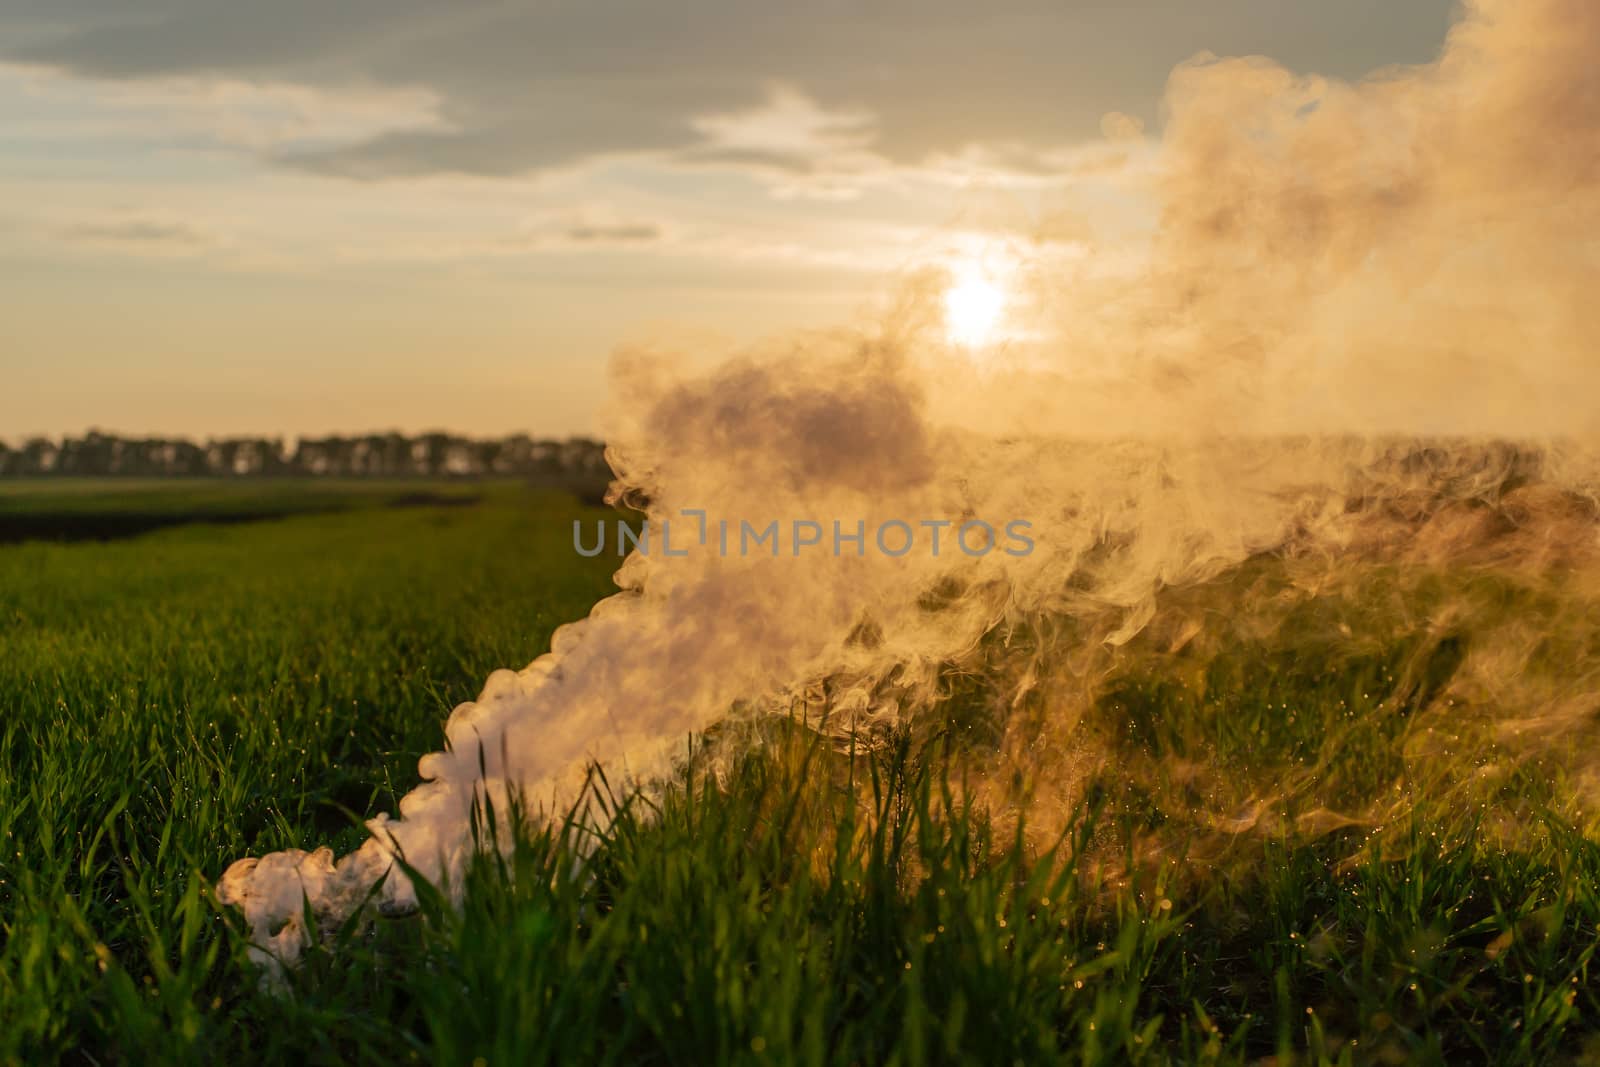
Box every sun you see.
[942,263,1008,348]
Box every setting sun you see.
[942,265,1008,348]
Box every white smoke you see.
[220,0,1600,963]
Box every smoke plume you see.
[221,0,1600,963]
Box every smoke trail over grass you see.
[221,0,1600,963]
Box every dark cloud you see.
[6,0,1456,180]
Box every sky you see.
[0,0,1457,440]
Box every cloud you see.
[518,205,671,250]
[564,223,661,244]
[680,87,878,174]
[0,61,444,155]
[62,217,210,247]
[3,1,1457,182]
[278,108,686,180]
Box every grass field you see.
[2,482,1599,1064]
[0,480,487,544]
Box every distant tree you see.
[1,431,611,483]
[23,437,60,474]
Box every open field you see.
[3,482,1599,1064]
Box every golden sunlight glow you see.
[942,263,1008,348]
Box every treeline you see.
[0,431,610,480]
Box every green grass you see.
[0,478,487,544]
[0,476,487,512]
[2,485,1599,1064]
